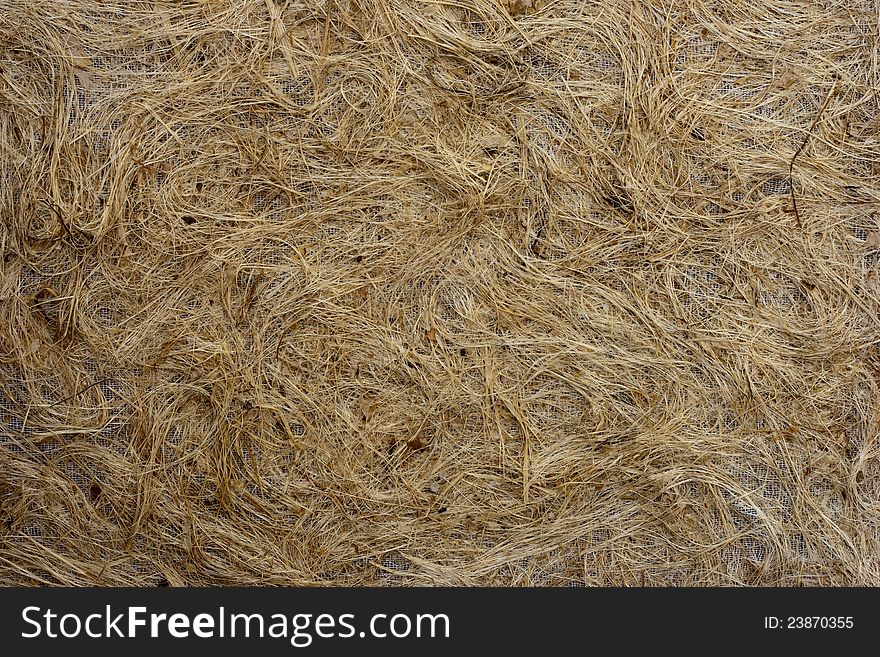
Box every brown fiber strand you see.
[1,0,879,586]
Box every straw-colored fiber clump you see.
[1,0,879,585]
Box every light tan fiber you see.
[1,0,879,585]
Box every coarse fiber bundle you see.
[1,0,879,586]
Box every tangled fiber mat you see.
[1,0,879,586]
